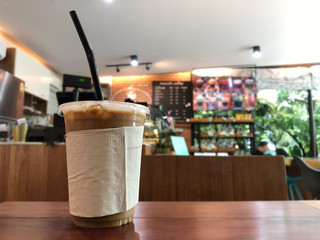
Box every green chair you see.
[286,175,303,200]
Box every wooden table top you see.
[285,157,320,169]
[0,201,320,240]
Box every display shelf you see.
[199,132,254,138]
[191,116,255,155]
[24,92,47,115]
[190,118,253,123]
[23,106,46,116]
[199,136,254,139]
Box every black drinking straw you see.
[69,10,104,101]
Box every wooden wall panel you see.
[0,146,8,202]
[139,155,176,201]
[0,48,15,74]
[231,156,288,201]
[6,145,47,201]
[45,145,68,201]
[176,156,234,201]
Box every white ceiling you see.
[0,0,319,77]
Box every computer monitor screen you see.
[56,91,97,105]
[170,136,189,156]
[63,74,92,89]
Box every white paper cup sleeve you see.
[65,126,144,217]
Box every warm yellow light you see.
[41,77,52,83]
[99,76,112,85]
[192,68,233,77]
[127,90,136,100]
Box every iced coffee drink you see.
[58,101,149,228]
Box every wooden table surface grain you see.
[0,201,320,240]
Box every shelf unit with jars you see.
[23,92,47,115]
[190,112,255,155]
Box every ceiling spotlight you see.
[106,59,152,71]
[252,46,262,58]
[130,55,138,66]
[104,0,114,3]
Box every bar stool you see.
[286,175,303,200]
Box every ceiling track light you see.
[106,55,152,72]
[252,45,262,58]
[130,55,138,66]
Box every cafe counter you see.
[0,143,68,202]
[1,143,297,202]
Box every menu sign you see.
[153,81,193,120]
[193,76,257,111]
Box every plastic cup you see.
[58,101,150,228]
[12,125,28,142]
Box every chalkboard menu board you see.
[152,81,193,120]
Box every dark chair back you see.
[294,156,320,198]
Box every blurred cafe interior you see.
[1,1,320,239]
